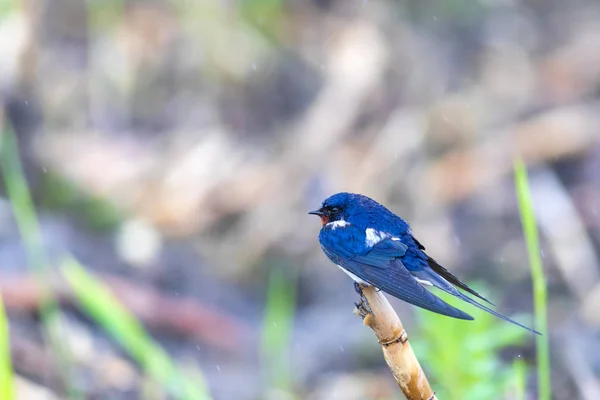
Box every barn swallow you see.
[309,192,540,334]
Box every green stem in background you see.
[260,265,297,393]
[514,160,550,400]
[1,126,83,398]
[1,130,47,273]
[62,258,212,400]
[0,296,15,400]
[513,357,527,400]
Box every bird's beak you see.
[308,209,324,216]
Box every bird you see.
[309,192,540,335]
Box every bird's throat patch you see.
[320,215,330,225]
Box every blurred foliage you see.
[87,0,125,29]
[39,172,122,231]
[62,257,211,400]
[0,126,82,398]
[0,0,17,18]
[515,160,551,400]
[513,357,528,400]
[240,0,286,40]
[0,296,15,400]
[2,127,209,398]
[413,285,529,400]
[407,0,485,24]
[260,265,297,395]
[1,129,47,273]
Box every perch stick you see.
[355,285,438,400]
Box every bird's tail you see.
[413,267,541,335]
[426,256,495,305]
[453,291,541,335]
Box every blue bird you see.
[309,192,540,335]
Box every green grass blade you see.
[61,257,211,400]
[0,128,57,318]
[514,160,550,400]
[0,296,15,400]
[1,129,46,272]
[260,267,296,392]
[1,125,83,398]
[513,358,527,400]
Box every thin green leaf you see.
[260,266,296,392]
[514,159,550,400]
[513,358,528,400]
[1,125,82,398]
[0,296,15,400]
[61,258,211,400]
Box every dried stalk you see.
[354,286,437,400]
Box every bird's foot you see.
[353,283,373,317]
[354,298,373,318]
[353,282,370,305]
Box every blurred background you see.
[1,0,600,399]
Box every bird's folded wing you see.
[352,237,408,266]
[330,237,474,320]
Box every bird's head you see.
[309,192,369,226]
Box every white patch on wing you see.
[326,219,350,230]
[365,228,390,247]
[338,265,369,285]
[415,277,433,286]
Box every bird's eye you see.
[330,207,340,213]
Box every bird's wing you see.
[412,235,493,305]
[321,229,474,320]
[353,237,408,266]
[353,257,474,320]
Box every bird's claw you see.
[354,298,373,318]
[353,283,373,317]
[354,282,367,301]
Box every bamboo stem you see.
[354,286,437,400]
